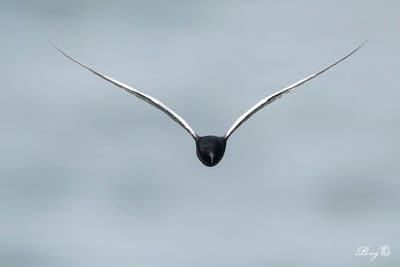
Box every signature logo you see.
[355,244,391,261]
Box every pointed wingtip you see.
[357,39,369,50]
[348,39,369,58]
[48,41,67,56]
[362,38,369,45]
[48,40,59,51]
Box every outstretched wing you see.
[52,44,198,140]
[225,40,368,139]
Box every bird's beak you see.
[209,152,215,164]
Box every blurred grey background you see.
[1,0,399,266]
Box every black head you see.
[195,135,227,167]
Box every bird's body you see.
[196,136,227,167]
[52,41,367,167]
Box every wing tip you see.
[48,40,63,54]
[358,39,369,49]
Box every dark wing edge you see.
[225,40,368,139]
[51,43,198,140]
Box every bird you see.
[52,41,367,167]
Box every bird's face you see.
[196,136,227,167]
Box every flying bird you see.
[53,41,367,167]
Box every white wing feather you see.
[225,40,368,139]
[53,45,197,140]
